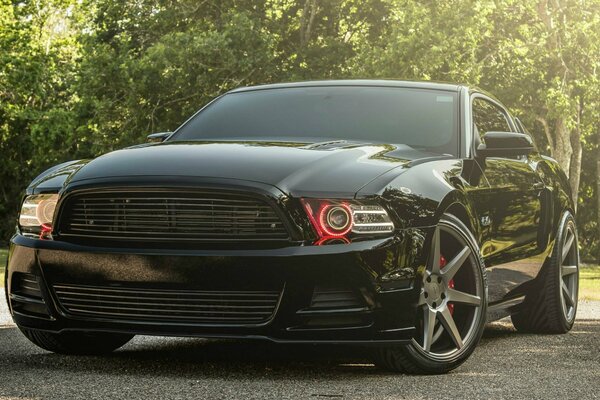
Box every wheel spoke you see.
[561,265,578,277]
[422,307,437,352]
[447,288,481,306]
[562,280,574,307]
[429,227,441,275]
[439,307,464,349]
[441,246,470,281]
[562,231,575,263]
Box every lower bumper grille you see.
[53,284,283,326]
[310,286,365,309]
[10,273,50,318]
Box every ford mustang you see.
[5,80,579,374]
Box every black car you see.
[5,80,579,374]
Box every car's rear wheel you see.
[373,214,487,374]
[511,211,579,333]
[18,326,133,355]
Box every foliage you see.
[0,247,6,283]
[0,0,599,260]
[580,265,600,301]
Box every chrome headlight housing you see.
[18,194,59,239]
[301,198,395,244]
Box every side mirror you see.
[477,132,534,158]
[147,132,172,143]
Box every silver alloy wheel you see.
[559,223,579,322]
[413,223,484,361]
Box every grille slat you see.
[58,190,290,245]
[64,308,268,322]
[310,287,365,310]
[68,221,284,229]
[58,297,277,309]
[75,197,264,204]
[62,229,286,237]
[53,284,280,297]
[12,273,44,300]
[54,284,282,325]
[59,302,273,315]
[68,215,282,221]
[72,203,273,210]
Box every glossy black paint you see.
[477,132,534,157]
[6,80,574,342]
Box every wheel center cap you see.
[430,284,440,299]
[424,275,444,305]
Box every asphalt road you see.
[1,292,598,400]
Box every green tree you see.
[0,0,82,239]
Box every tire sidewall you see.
[553,212,579,329]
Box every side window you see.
[472,98,511,138]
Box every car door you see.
[470,96,546,302]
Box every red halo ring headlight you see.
[319,204,352,237]
[301,199,394,244]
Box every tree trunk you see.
[300,0,318,47]
[552,118,573,176]
[569,133,582,211]
[568,102,583,211]
[536,1,578,198]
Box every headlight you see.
[301,199,394,244]
[18,194,59,239]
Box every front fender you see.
[356,159,476,229]
[26,160,89,195]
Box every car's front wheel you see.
[19,326,133,355]
[373,214,487,374]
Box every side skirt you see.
[486,295,525,322]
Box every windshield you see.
[172,86,459,155]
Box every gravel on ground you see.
[1,289,598,400]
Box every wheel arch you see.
[536,155,577,252]
[436,190,482,243]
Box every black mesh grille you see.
[53,284,283,325]
[57,190,289,244]
[10,273,50,318]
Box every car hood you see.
[41,141,445,197]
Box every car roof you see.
[228,79,465,93]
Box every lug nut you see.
[432,302,437,308]
[424,292,429,298]
[441,293,446,300]
[438,276,443,283]
[426,276,431,283]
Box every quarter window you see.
[472,98,511,138]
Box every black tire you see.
[511,212,579,333]
[19,326,133,355]
[373,213,488,374]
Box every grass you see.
[0,246,598,300]
[0,248,6,284]
[580,264,600,301]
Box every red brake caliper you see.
[440,255,454,315]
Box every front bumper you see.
[5,229,430,344]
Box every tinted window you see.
[472,98,511,137]
[173,87,459,155]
